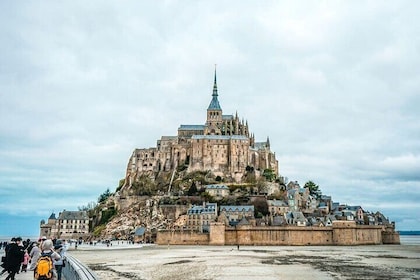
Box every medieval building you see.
[40,210,90,240]
[125,70,278,185]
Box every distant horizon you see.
[1,212,419,238]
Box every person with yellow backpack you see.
[35,239,61,280]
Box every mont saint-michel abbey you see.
[125,71,278,184]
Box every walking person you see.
[1,238,15,276]
[4,237,24,280]
[28,240,41,272]
[37,239,61,280]
[20,249,30,272]
[1,239,13,276]
[53,243,66,280]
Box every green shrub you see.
[92,224,106,237]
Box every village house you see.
[267,199,289,216]
[205,184,230,198]
[285,211,307,226]
[219,205,254,226]
[187,202,218,232]
[319,195,333,212]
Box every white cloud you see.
[1,0,419,235]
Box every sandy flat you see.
[69,243,420,280]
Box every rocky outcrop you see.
[98,196,168,240]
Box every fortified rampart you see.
[157,221,400,246]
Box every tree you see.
[245,165,254,172]
[262,169,276,182]
[131,175,156,196]
[244,168,256,184]
[200,191,215,203]
[98,188,112,203]
[256,177,268,195]
[78,201,97,212]
[99,208,116,225]
[187,182,198,196]
[304,181,322,199]
[252,197,269,217]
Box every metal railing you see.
[62,255,99,280]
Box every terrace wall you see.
[157,221,398,246]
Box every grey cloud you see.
[1,1,420,235]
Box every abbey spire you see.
[207,67,222,111]
[205,67,223,135]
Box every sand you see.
[68,243,420,280]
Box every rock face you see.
[94,168,225,240]
[98,196,168,240]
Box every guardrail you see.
[62,255,99,280]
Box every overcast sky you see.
[1,1,419,237]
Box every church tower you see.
[205,68,223,135]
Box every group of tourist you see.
[0,236,67,280]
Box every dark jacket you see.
[4,243,24,272]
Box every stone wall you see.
[224,225,333,246]
[156,230,209,245]
[157,221,400,246]
[209,222,225,245]
[332,221,382,245]
[382,226,401,244]
[160,205,189,221]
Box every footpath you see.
[1,271,34,280]
[0,250,61,280]
[1,241,144,280]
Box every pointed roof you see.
[207,67,222,111]
[237,216,250,226]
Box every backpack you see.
[35,252,53,280]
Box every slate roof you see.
[208,96,222,110]
[178,125,206,130]
[292,211,306,221]
[187,203,217,215]
[58,210,89,220]
[206,184,229,190]
[254,142,268,149]
[267,200,288,207]
[344,205,362,211]
[222,114,234,120]
[219,205,254,212]
[237,216,250,226]
[342,210,354,217]
[134,227,146,236]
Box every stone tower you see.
[205,69,223,135]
